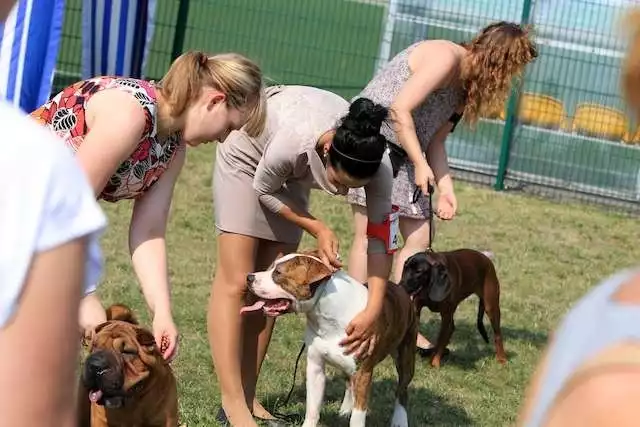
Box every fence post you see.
[171,0,191,61]
[494,0,534,191]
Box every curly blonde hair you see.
[622,9,640,120]
[460,21,538,125]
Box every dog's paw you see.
[390,401,408,427]
[339,384,354,417]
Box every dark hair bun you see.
[342,97,388,137]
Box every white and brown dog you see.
[241,251,418,427]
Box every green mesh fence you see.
[53,0,640,211]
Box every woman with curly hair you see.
[31,50,266,362]
[346,21,537,357]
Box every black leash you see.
[412,183,436,251]
[270,341,306,423]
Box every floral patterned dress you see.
[30,76,182,202]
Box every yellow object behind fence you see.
[517,93,567,129]
[572,103,629,141]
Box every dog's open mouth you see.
[240,299,291,317]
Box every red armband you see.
[366,205,400,254]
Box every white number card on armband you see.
[366,205,401,254]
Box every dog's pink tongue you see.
[240,300,265,314]
[89,390,103,403]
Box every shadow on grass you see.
[262,375,472,426]
[416,319,549,370]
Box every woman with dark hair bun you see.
[209,85,396,426]
[346,21,538,358]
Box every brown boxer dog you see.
[78,304,178,427]
[242,250,417,427]
[399,249,507,368]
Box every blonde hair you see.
[159,50,266,136]
[622,8,640,119]
[460,21,538,125]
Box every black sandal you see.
[416,346,451,358]
[215,407,295,427]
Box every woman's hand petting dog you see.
[152,313,178,362]
[316,224,343,269]
[340,308,379,359]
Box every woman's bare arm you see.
[391,42,460,171]
[77,89,147,196]
[129,148,185,360]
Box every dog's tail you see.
[476,299,490,344]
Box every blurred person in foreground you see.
[517,11,640,426]
[0,3,107,426]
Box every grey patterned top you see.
[358,42,465,151]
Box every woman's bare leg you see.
[208,232,259,427]
[246,240,298,419]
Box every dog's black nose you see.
[86,350,111,374]
[246,274,255,285]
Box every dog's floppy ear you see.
[136,328,157,349]
[304,256,333,286]
[106,304,138,324]
[428,264,451,302]
[134,328,162,367]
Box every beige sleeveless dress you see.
[213,85,393,254]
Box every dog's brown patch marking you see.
[273,256,333,300]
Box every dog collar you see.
[310,276,331,311]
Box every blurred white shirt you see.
[0,99,107,328]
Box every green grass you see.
[95,145,638,426]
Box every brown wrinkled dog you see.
[78,304,178,427]
[399,249,507,368]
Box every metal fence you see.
[54,0,640,212]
